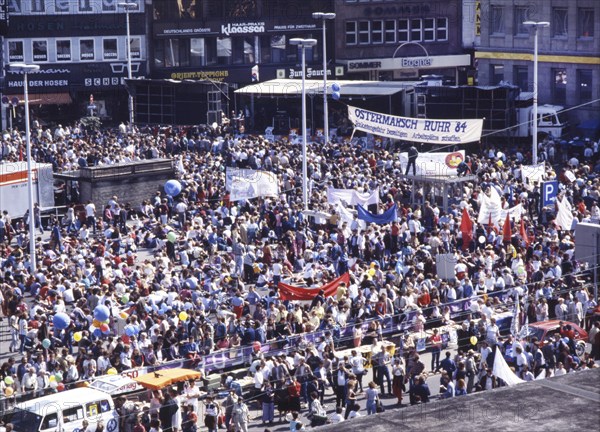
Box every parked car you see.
[520,320,588,357]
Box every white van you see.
[8,388,119,432]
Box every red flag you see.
[519,218,529,247]
[502,213,512,243]
[18,145,23,161]
[460,207,473,250]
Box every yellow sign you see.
[170,70,230,82]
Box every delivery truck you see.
[0,162,55,217]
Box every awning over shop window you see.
[5,92,72,105]
[235,79,419,97]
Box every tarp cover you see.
[278,273,350,301]
[357,204,398,224]
[133,368,202,390]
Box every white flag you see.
[492,346,525,386]
[555,196,574,231]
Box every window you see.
[491,6,505,34]
[31,0,45,13]
[398,19,409,42]
[270,35,286,63]
[384,20,396,43]
[86,402,99,419]
[216,37,232,65]
[130,37,141,60]
[8,41,24,62]
[56,40,71,61]
[371,20,383,44]
[232,37,255,64]
[63,406,84,423]
[553,68,567,105]
[423,18,435,41]
[358,21,370,44]
[102,0,117,12]
[190,38,205,66]
[55,0,70,13]
[103,38,118,60]
[79,0,93,12]
[514,7,529,35]
[490,64,504,85]
[552,8,568,37]
[80,39,95,60]
[345,21,357,45]
[410,19,422,41]
[41,414,58,430]
[32,40,48,62]
[578,70,592,103]
[514,65,528,91]
[436,18,448,41]
[578,9,594,38]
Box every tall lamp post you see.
[9,63,40,274]
[290,38,317,211]
[523,21,549,165]
[118,2,138,126]
[312,12,336,143]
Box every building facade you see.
[1,0,148,127]
[334,0,471,84]
[475,0,600,123]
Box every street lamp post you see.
[9,63,40,274]
[118,2,138,126]
[523,21,549,165]
[290,38,317,211]
[312,12,336,144]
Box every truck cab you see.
[535,105,567,139]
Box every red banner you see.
[278,273,350,301]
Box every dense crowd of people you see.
[0,120,599,431]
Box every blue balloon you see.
[331,82,340,92]
[125,326,136,337]
[52,313,71,330]
[93,305,110,322]
[133,325,140,335]
[93,328,102,338]
[332,91,340,101]
[164,179,182,197]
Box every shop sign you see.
[277,66,344,79]
[221,21,265,36]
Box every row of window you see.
[155,34,321,68]
[490,64,594,105]
[7,0,143,14]
[7,37,143,63]
[345,18,448,46]
[490,6,595,38]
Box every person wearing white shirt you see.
[329,407,345,423]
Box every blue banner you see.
[357,203,398,224]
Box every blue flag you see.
[357,204,398,225]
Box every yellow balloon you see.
[5,387,14,396]
[470,336,478,345]
[179,311,189,321]
[370,262,376,268]
[92,320,102,328]
[119,311,129,320]
[368,269,375,277]
[49,375,56,382]
[106,368,117,375]
[73,332,82,342]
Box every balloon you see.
[167,232,177,243]
[253,341,261,351]
[332,91,340,101]
[93,305,110,322]
[125,326,135,337]
[49,380,58,389]
[164,179,182,197]
[93,328,102,338]
[42,338,51,349]
[179,311,188,321]
[368,268,375,277]
[54,372,63,382]
[121,334,130,344]
[4,376,14,385]
[99,323,109,332]
[478,236,486,244]
[121,294,130,304]
[331,82,340,92]
[119,311,129,319]
[57,383,65,392]
[470,336,478,345]
[52,312,71,330]
[107,368,118,375]
[73,332,82,342]
[92,320,102,328]
[5,387,14,397]
[49,375,56,382]
[370,262,376,268]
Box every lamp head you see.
[290,38,318,48]
[523,21,550,28]
[118,2,138,9]
[312,12,336,20]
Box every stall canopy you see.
[133,368,202,390]
[234,79,418,97]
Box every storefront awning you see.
[5,92,72,105]
[235,79,418,97]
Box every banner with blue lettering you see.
[357,204,398,224]
[347,105,483,145]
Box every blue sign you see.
[542,181,559,207]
